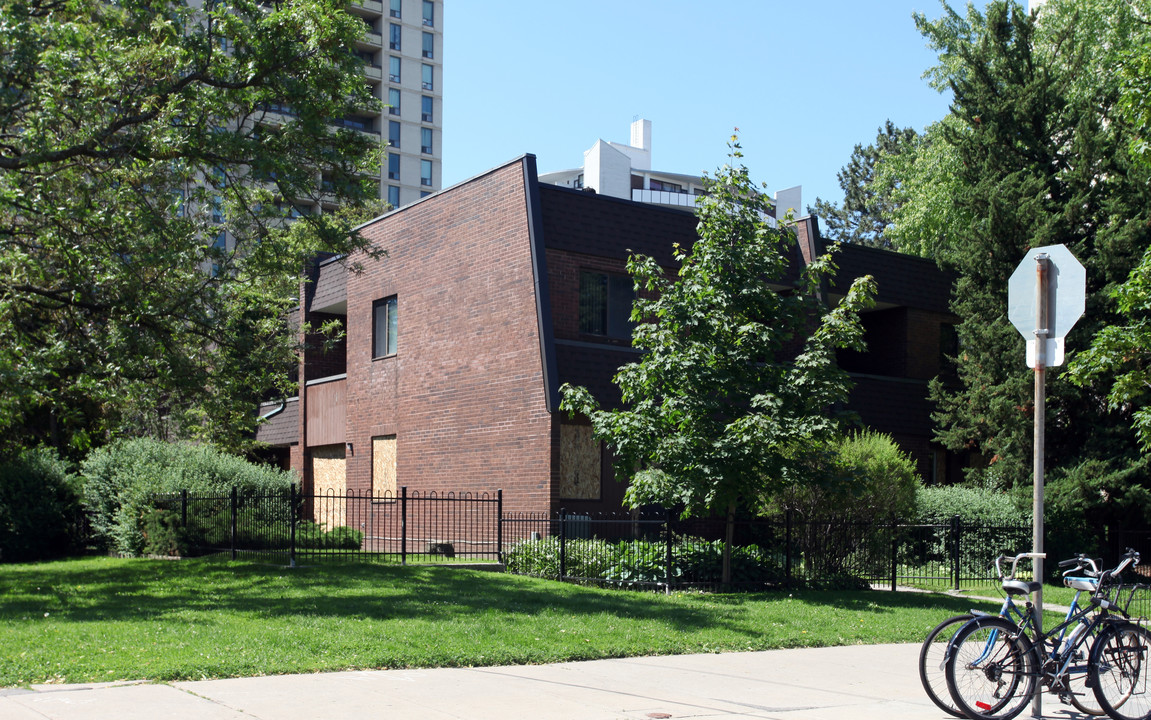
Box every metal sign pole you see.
[1032,254,1049,719]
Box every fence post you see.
[401,486,408,567]
[559,508,567,580]
[890,517,898,593]
[664,508,673,593]
[289,483,297,568]
[180,489,187,529]
[951,514,961,590]
[785,507,793,590]
[230,485,238,561]
[496,489,504,564]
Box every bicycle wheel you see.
[1089,621,1151,720]
[1062,623,1105,716]
[945,616,1037,720]
[919,614,973,718]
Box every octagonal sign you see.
[1007,244,1086,367]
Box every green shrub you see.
[0,448,84,562]
[505,535,781,588]
[140,508,191,557]
[910,485,1030,576]
[80,438,294,556]
[773,430,919,521]
[296,521,363,550]
[915,484,1028,526]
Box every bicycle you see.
[919,551,1104,717]
[944,549,1148,720]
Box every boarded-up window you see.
[373,435,397,500]
[311,444,346,528]
[560,424,600,500]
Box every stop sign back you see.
[1007,244,1086,367]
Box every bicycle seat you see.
[1064,576,1098,591]
[1003,579,1042,596]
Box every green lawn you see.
[0,555,990,686]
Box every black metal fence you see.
[500,510,1033,591]
[149,486,503,565]
[155,488,1147,592]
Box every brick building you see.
[256,154,958,517]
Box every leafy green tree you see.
[912,0,1151,486]
[560,137,877,585]
[877,117,970,263]
[1069,0,1151,451]
[809,121,918,249]
[0,0,382,455]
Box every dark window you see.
[421,127,432,154]
[420,159,432,186]
[373,297,398,358]
[388,88,401,115]
[650,179,684,193]
[422,31,434,58]
[389,23,401,51]
[579,271,634,339]
[388,154,400,180]
[421,95,433,122]
[387,185,400,207]
[388,120,401,148]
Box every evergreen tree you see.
[916,1,1151,486]
[810,121,918,249]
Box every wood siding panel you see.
[306,378,346,447]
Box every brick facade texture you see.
[338,159,554,515]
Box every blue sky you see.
[441,1,990,212]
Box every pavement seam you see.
[168,682,263,719]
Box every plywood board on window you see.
[560,424,601,500]
[311,444,346,528]
[372,435,397,500]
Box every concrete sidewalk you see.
[0,643,1089,720]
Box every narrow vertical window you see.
[420,127,432,154]
[421,95,433,122]
[387,185,400,207]
[422,31,434,59]
[388,120,401,148]
[389,0,400,18]
[389,56,401,83]
[420,159,432,186]
[388,154,400,180]
[421,63,433,91]
[373,297,398,358]
[422,0,433,27]
[389,23,401,51]
[388,88,401,115]
[579,270,635,339]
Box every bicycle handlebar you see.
[1058,553,1100,577]
[1098,548,1141,585]
[994,552,1046,580]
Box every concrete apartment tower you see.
[351,0,443,209]
[540,119,801,224]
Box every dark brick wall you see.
[339,158,555,515]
